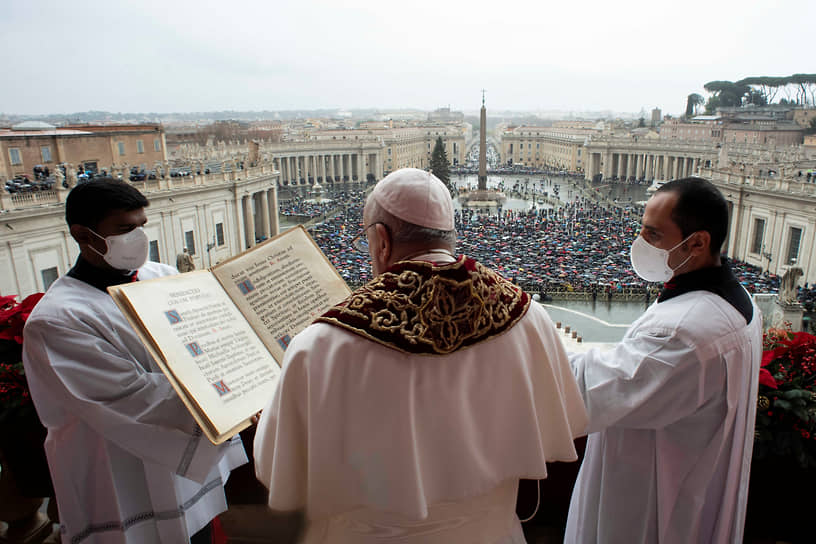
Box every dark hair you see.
[65,178,149,228]
[657,177,728,255]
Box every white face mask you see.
[630,233,694,283]
[88,227,149,271]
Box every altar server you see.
[566,177,763,544]
[23,178,247,543]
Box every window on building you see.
[41,146,52,163]
[9,148,21,165]
[41,267,59,290]
[751,218,765,254]
[786,227,802,265]
[136,140,144,153]
[215,222,225,246]
[185,231,196,255]
[149,240,160,263]
[154,139,161,152]
[117,142,125,156]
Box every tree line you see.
[685,74,816,117]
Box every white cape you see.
[255,302,587,542]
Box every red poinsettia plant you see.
[754,324,816,468]
[0,293,44,424]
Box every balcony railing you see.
[1,164,280,212]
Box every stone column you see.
[673,156,680,179]
[311,154,318,183]
[243,194,255,248]
[268,187,279,237]
[259,190,271,240]
[286,156,293,184]
[339,154,346,181]
[359,151,365,182]
[616,153,623,180]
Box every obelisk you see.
[478,90,487,190]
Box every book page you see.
[212,225,351,362]
[110,271,280,442]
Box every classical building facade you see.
[660,116,723,142]
[169,124,467,184]
[583,136,716,181]
[500,127,591,171]
[706,160,816,284]
[0,123,167,179]
[0,165,279,298]
[262,138,384,185]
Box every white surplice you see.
[255,302,588,543]
[566,290,762,544]
[23,262,248,544]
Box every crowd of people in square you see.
[303,185,781,299]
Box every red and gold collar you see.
[316,256,530,355]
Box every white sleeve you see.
[253,347,308,512]
[568,329,721,433]
[23,317,229,483]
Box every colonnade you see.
[240,186,279,248]
[606,153,706,181]
[586,151,710,181]
[272,151,382,186]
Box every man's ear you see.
[70,224,92,246]
[688,231,711,256]
[374,222,392,263]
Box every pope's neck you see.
[398,249,456,263]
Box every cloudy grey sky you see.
[2,0,813,116]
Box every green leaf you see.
[782,389,812,400]
[793,407,810,421]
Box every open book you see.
[109,225,351,444]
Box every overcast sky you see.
[2,0,813,117]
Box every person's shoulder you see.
[25,276,99,325]
[140,261,178,279]
[287,322,360,355]
[647,291,747,339]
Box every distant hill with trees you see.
[698,74,816,114]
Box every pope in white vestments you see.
[254,168,588,543]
